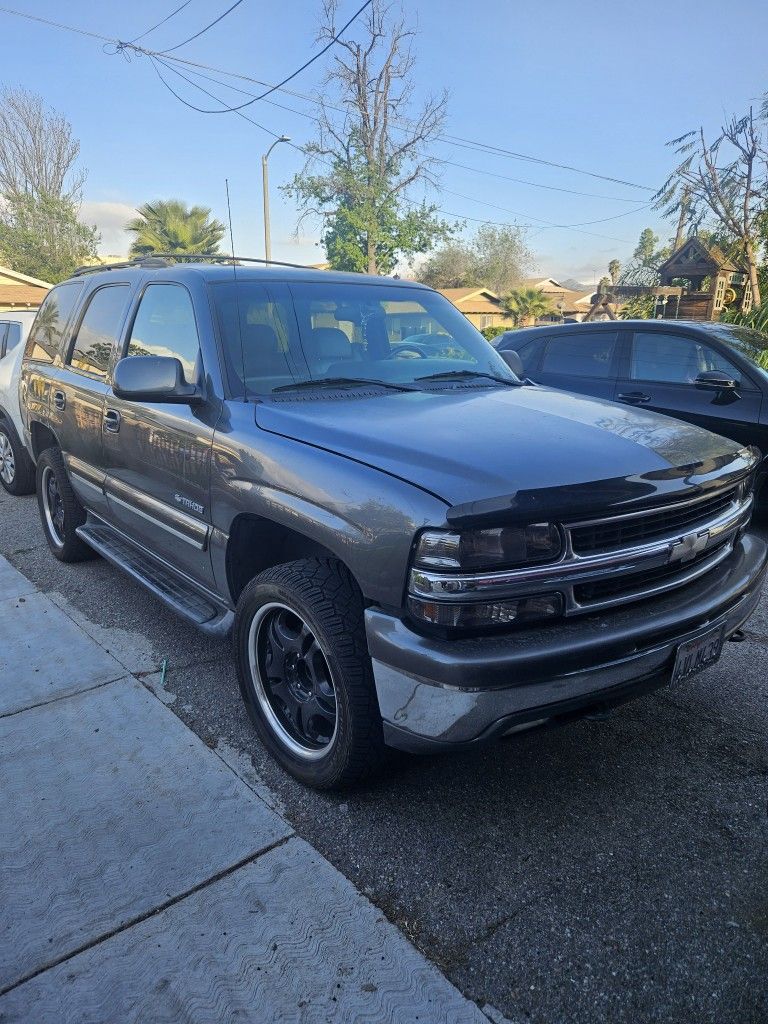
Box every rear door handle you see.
[53,390,66,411]
[104,409,121,433]
[617,391,651,405]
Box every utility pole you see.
[261,135,291,263]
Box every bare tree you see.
[284,0,450,274]
[0,87,86,203]
[655,108,766,306]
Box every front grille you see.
[570,487,737,555]
[573,538,730,605]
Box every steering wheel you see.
[386,343,430,359]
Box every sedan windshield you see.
[210,279,517,396]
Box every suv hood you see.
[256,385,752,522]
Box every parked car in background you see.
[0,310,38,494]
[497,319,768,504]
[20,261,766,788]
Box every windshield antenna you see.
[225,178,247,403]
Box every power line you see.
[441,188,650,229]
[149,54,639,245]
[150,55,283,137]
[0,4,656,194]
[440,159,648,203]
[158,0,374,111]
[161,0,245,54]
[146,53,652,207]
[130,0,194,44]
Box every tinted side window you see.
[69,285,131,379]
[631,332,743,385]
[126,284,200,383]
[541,331,618,378]
[25,282,83,364]
[0,323,7,358]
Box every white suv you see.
[0,310,37,494]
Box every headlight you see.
[407,593,563,629]
[414,524,562,571]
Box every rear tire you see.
[234,557,385,789]
[0,421,35,495]
[35,448,96,562]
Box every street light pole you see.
[261,135,291,263]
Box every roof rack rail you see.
[149,253,324,271]
[71,253,325,277]
[71,256,172,277]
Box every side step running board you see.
[77,521,234,637]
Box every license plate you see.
[671,626,725,686]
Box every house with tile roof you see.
[437,287,513,329]
[0,266,51,312]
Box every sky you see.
[2,0,768,283]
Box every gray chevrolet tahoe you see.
[20,257,767,788]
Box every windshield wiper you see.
[272,376,418,394]
[414,369,521,386]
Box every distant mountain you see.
[559,278,592,292]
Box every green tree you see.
[0,191,98,282]
[608,259,621,285]
[503,287,552,327]
[126,199,225,257]
[417,224,533,294]
[655,109,765,306]
[620,228,671,286]
[283,0,450,274]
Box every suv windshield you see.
[210,279,516,396]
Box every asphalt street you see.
[1,486,766,1024]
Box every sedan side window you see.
[68,285,131,379]
[631,332,742,386]
[540,331,618,378]
[126,284,201,384]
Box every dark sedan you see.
[497,319,768,502]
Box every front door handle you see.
[104,409,121,433]
[53,390,66,411]
[617,391,651,405]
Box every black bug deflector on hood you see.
[446,445,760,528]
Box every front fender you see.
[210,403,449,609]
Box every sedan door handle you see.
[104,409,121,433]
[53,390,66,411]
[617,391,651,405]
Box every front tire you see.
[234,558,385,789]
[35,448,96,562]
[0,422,35,495]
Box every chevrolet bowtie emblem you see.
[669,530,710,563]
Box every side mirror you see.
[499,349,524,377]
[695,370,738,391]
[113,356,201,404]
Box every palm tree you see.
[503,287,552,327]
[126,200,226,257]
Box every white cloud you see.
[80,200,137,257]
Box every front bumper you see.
[366,532,768,753]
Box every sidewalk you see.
[0,554,487,1023]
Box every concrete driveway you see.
[1,487,766,1024]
